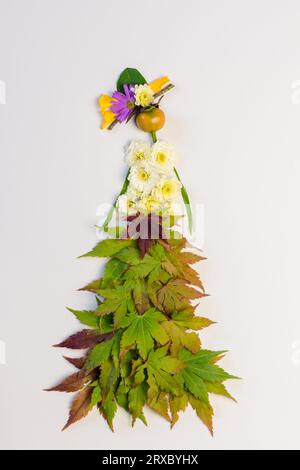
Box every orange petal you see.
[149,76,170,93]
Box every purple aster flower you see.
[110,84,135,123]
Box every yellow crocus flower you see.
[99,94,116,129]
[148,76,170,93]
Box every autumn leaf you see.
[157,279,205,314]
[133,278,150,314]
[78,279,102,293]
[162,320,201,355]
[120,309,169,360]
[54,329,110,350]
[46,369,96,393]
[62,386,93,430]
[63,356,86,369]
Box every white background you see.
[1,0,300,450]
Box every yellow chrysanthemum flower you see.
[99,94,116,129]
[149,76,170,93]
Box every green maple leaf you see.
[171,309,214,330]
[114,246,141,265]
[80,239,135,258]
[128,383,148,426]
[145,346,184,396]
[96,284,135,327]
[188,393,214,436]
[133,278,150,314]
[162,320,201,355]
[100,389,117,431]
[178,348,238,404]
[120,308,169,360]
[124,252,161,280]
[102,258,127,288]
[67,307,100,329]
[169,394,189,427]
[85,332,121,371]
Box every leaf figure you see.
[62,386,93,430]
[46,369,96,393]
[54,329,110,350]
[121,309,169,359]
[81,239,135,258]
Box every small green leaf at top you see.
[116,68,147,93]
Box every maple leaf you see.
[84,332,119,371]
[63,356,86,369]
[101,258,127,288]
[128,383,148,426]
[45,369,96,393]
[120,309,169,360]
[53,329,112,350]
[67,307,101,329]
[144,346,184,396]
[157,279,206,314]
[188,393,214,436]
[147,391,171,423]
[205,382,237,402]
[98,358,120,431]
[114,246,142,265]
[125,214,166,257]
[78,279,102,293]
[162,320,201,355]
[178,348,237,406]
[62,386,93,430]
[90,382,102,408]
[171,309,214,330]
[132,278,150,314]
[80,238,136,258]
[124,252,161,280]
[96,285,135,327]
[169,394,189,428]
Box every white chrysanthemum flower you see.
[117,193,138,216]
[137,194,161,215]
[151,140,176,173]
[126,140,151,166]
[134,84,154,107]
[152,177,182,202]
[128,163,158,193]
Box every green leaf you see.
[188,393,214,436]
[172,310,214,330]
[85,334,120,370]
[178,348,237,404]
[146,346,184,396]
[90,383,102,408]
[102,258,127,288]
[162,320,201,355]
[101,389,117,431]
[121,309,169,360]
[96,285,134,327]
[124,253,161,280]
[67,308,99,329]
[128,383,148,426]
[78,279,102,293]
[205,381,236,402]
[116,68,147,93]
[80,239,135,258]
[115,246,141,265]
[169,394,189,427]
[133,278,150,314]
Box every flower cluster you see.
[117,140,182,217]
[99,76,170,129]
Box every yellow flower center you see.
[138,169,150,182]
[156,152,167,165]
[134,151,146,161]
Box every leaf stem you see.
[173,167,193,234]
[101,169,130,232]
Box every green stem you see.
[101,169,130,232]
[174,167,193,234]
[151,131,157,143]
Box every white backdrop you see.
[1,0,300,450]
